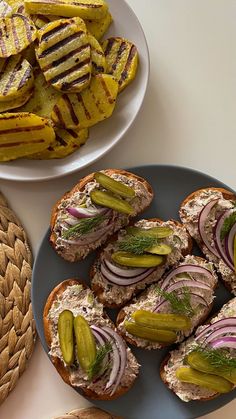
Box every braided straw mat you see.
[0,192,36,405]
[53,407,123,419]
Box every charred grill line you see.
[55,133,67,146]
[42,44,90,71]
[120,45,137,84]
[11,17,20,53]
[104,38,115,57]
[41,21,70,42]
[62,94,79,125]
[67,128,78,138]
[38,31,84,58]
[76,93,91,120]
[92,62,105,73]
[2,57,21,96]
[0,29,7,57]
[37,0,103,7]
[18,66,32,90]
[100,77,114,104]
[0,139,45,148]
[61,73,90,91]
[53,105,65,127]
[111,42,127,72]
[47,58,90,84]
[0,125,45,135]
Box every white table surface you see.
[1,0,236,418]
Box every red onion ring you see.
[161,264,214,291]
[198,199,220,258]
[214,210,234,271]
[225,223,236,266]
[195,317,236,341]
[204,326,236,344]
[101,260,155,286]
[67,206,108,219]
[104,258,148,277]
[154,291,208,313]
[165,279,212,294]
[210,336,236,349]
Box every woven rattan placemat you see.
[0,192,36,405]
[53,407,123,419]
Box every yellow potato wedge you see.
[87,33,106,74]
[36,18,91,92]
[0,55,34,102]
[0,1,12,17]
[0,112,55,161]
[0,14,37,58]
[19,69,62,117]
[102,37,138,92]
[85,11,112,41]
[27,126,88,159]
[51,73,118,129]
[0,89,33,112]
[7,0,28,15]
[25,0,108,20]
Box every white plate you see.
[0,0,149,182]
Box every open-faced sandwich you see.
[116,255,218,349]
[43,279,140,400]
[179,187,236,294]
[90,218,192,308]
[50,169,153,262]
[160,297,236,401]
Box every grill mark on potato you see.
[76,93,91,120]
[0,29,7,57]
[0,139,45,148]
[15,14,34,44]
[53,104,65,127]
[11,18,21,53]
[56,133,67,146]
[111,41,127,72]
[66,128,78,138]
[38,32,83,58]
[18,67,32,90]
[37,0,103,7]
[42,44,90,71]
[47,58,90,84]
[92,62,105,73]
[99,77,114,105]
[104,38,115,57]
[62,94,79,125]
[0,125,45,135]
[120,45,137,84]
[41,21,70,42]
[61,73,90,91]
[2,58,21,96]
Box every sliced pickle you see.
[234,235,236,273]
[176,366,233,393]
[126,226,173,239]
[90,190,134,215]
[94,172,135,198]
[124,321,177,343]
[74,315,96,372]
[58,310,74,365]
[132,310,191,331]
[187,351,236,384]
[112,251,164,268]
[147,243,172,255]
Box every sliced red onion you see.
[198,199,220,258]
[210,336,236,349]
[102,326,127,396]
[104,258,148,278]
[67,206,108,219]
[154,292,208,313]
[214,210,234,271]
[204,326,236,344]
[225,223,236,266]
[161,264,214,291]
[195,317,236,341]
[154,299,171,313]
[165,280,212,294]
[92,329,107,347]
[101,259,155,286]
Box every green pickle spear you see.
[74,315,96,372]
[176,366,233,393]
[94,172,135,198]
[58,310,74,365]
[126,226,173,238]
[90,190,134,215]
[112,251,164,268]
[132,310,191,331]
[124,321,177,343]
[147,243,172,255]
[187,351,236,384]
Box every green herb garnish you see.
[87,341,112,380]
[118,235,160,255]
[62,215,105,239]
[220,211,236,240]
[156,286,195,317]
[192,345,236,372]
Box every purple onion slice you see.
[204,326,236,344]
[198,199,220,258]
[210,336,236,349]
[195,317,236,341]
[161,264,214,291]
[214,209,234,271]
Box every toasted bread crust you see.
[43,278,138,400]
[50,169,154,262]
[90,218,193,308]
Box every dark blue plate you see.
[32,165,236,419]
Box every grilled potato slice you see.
[0,89,33,112]
[25,0,108,20]
[32,14,63,29]
[0,55,34,102]
[0,14,37,58]
[87,33,106,74]
[85,11,112,41]
[102,37,138,92]
[0,112,55,161]
[0,1,12,17]
[51,73,118,129]
[28,127,88,159]
[20,69,61,117]
[36,18,91,93]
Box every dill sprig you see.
[156,286,195,317]
[87,341,112,381]
[62,215,105,239]
[192,345,236,372]
[220,211,236,240]
[118,235,160,255]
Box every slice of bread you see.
[179,187,236,294]
[50,169,154,262]
[90,218,192,308]
[43,279,139,400]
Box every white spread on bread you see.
[117,255,217,349]
[163,297,236,401]
[53,172,153,261]
[91,219,191,306]
[48,284,139,395]
[179,189,236,294]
